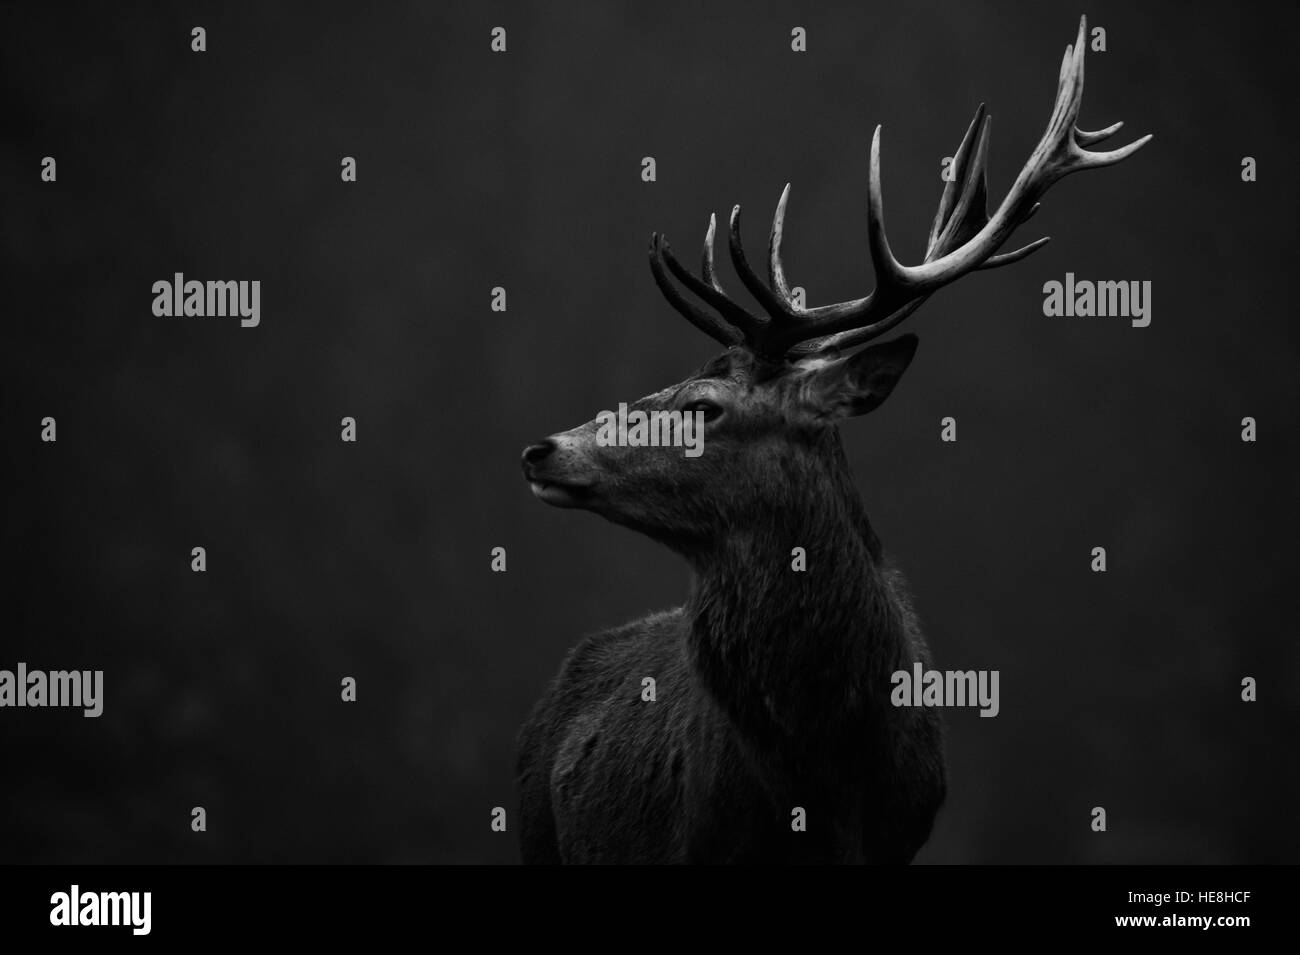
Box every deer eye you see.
[682,399,723,422]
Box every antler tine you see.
[768,183,797,312]
[660,218,763,335]
[728,205,794,323]
[793,108,992,356]
[763,125,910,354]
[935,114,993,257]
[699,214,723,288]
[1075,120,1123,147]
[926,104,987,258]
[649,233,744,347]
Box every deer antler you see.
[649,15,1151,358]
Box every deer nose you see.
[522,439,556,467]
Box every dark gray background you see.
[2,0,1296,863]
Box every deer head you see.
[522,16,1149,553]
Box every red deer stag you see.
[517,16,1148,864]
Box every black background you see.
[2,0,1297,864]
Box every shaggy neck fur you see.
[683,432,909,774]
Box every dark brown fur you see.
[518,342,945,863]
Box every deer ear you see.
[807,334,919,419]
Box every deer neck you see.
[683,447,907,757]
